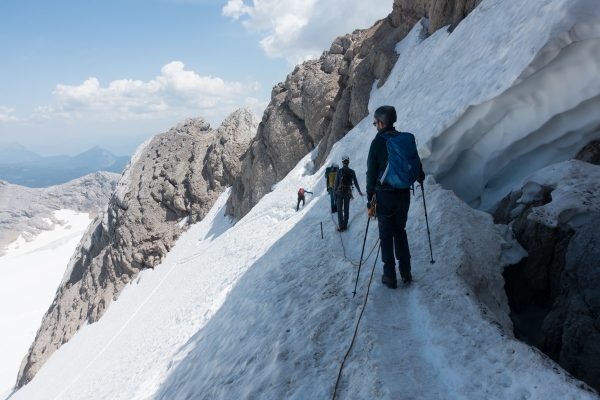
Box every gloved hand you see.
[367,195,376,218]
[368,206,376,219]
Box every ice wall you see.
[371,0,600,210]
[436,27,600,209]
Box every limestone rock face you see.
[393,0,482,33]
[427,0,482,33]
[0,172,119,254]
[17,109,258,387]
[542,217,600,392]
[227,0,481,219]
[496,158,600,392]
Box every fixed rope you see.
[332,244,380,400]
[330,212,378,267]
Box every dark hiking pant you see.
[328,190,337,213]
[336,195,350,229]
[296,194,305,211]
[376,189,411,279]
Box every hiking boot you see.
[337,226,347,232]
[401,271,412,284]
[381,275,397,289]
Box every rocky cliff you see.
[226,0,481,219]
[495,153,600,391]
[0,172,119,255]
[17,109,258,387]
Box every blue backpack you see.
[378,131,421,189]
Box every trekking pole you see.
[320,222,324,239]
[352,217,371,297]
[420,183,435,264]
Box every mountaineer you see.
[296,187,313,211]
[334,156,363,231]
[366,105,424,288]
[325,163,339,213]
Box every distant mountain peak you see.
[0,145,129,187]
[0,143,41,164]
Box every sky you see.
[0,0,392,156]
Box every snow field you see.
[0,210,92,399]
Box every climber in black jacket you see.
[367,105,424,288]
[334,156,363,231]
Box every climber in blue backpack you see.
[366,105,424,288]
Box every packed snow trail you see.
[361,287,448,400]
[331,183,596,400]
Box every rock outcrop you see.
[495,157,600,391]
[17,109,258,387]
[575,139,600,165]
[393,0,481,33]
[0,172,119,255]
[227,0,481,219]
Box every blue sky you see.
[0,0,391,156]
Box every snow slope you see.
[9,136,596,399]
[0,211,92,398]
[9,0,600,398]
[370,0,600,210]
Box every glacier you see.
[0,211,93,398]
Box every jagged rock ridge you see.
[17,109,259,387]
[227,0,481,219]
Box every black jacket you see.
[334,166,361,197]
[366,126,424,202]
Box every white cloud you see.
[222,0,393,64]
[0,106,18,123]
[34,61,260,123]
[222,0,253,20]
